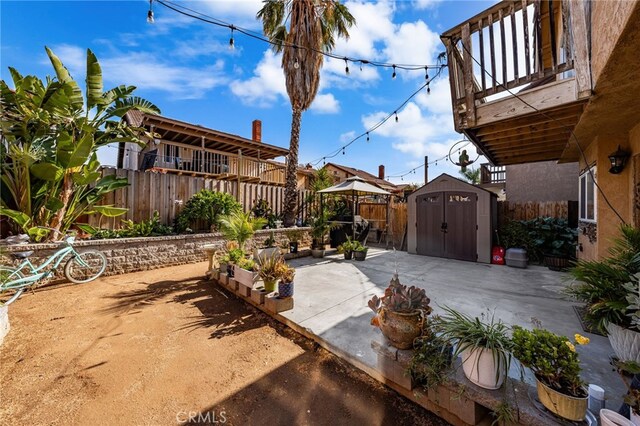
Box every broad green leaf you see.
[0,207,30,227]
[30,162,64,181]
[86,49,103,109]
[45,197,64,212]
[75,223,98,235]
[28,227,51,241]
[56,131,94,168]
[45,46,83,110]
[72,170,101,185]
[93,205,128,217]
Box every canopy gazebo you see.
[317,176,391,244]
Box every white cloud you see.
[199,0,263,29]
[412,0,442,10]
[415,77,453,115]
[49,44,228,100]
[382,20,441,79]
[340,131,356,143]
[310,93,340,114]
[229,50,286,107]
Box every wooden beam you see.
[479,117,577,141]
[486,136,570,151]
[478,18,486,92]
[488,12,497,93]
[499,8,507,85]
[461,23,476,127]
[489,141,569,156]
[568,0,592,99]
[495,151,564,164]
[510,3,519,80]
[522,0,531,78]
[475,78,579,126]
[475,104,583,137]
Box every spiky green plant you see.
[219,211,267,251]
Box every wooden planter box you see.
[234,267,257,288]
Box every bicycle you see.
[0,230,107,306]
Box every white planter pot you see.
[233,267,257,288]
[600,409,633,426]
[253,247,280,261]
[606,322,640,363]
[461,347,506,390]
[632,410,640,426]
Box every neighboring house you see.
[324,163,399,193]
[441,0,640,260]
[119,112,289,186]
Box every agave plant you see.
[368,274,432,314]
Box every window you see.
[579,167,596,222]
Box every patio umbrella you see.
[317,176,391,240]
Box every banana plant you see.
[0,47,160,241]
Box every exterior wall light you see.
[608,145,630,174]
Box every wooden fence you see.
[358,201,407,248]
[89,168,312,229]
[497,200,578,226]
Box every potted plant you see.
[284,229,303,254]
[337,238,357,260]
[368,274,432,349]
[526,217,577,270]
[254,251,283,293]
[408,318,454,390]
[566,225,640,362]
[234,257,256,289]
[278,263,295,298]
[511,326,590,421]
[310,212,338,258]
[219,211,267,251]
[438,307,511,390]
[220,248,244,277]
[254,231,280,260]
[353,243,368,261]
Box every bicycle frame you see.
[2,243,79,291]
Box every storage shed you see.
[407,174,497,263]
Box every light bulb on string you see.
[360,60,368,72]
[425,66,429,80]
[229,26,235,49]
[147,0,154,23]
[344,58,349,75]
[366,132,370,142]
[342,147,345,155]
[427,83,431,94]
[394,112,398,123]
[392,65,397,80]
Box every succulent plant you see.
[368,274,432,314]
[279,263,295,284]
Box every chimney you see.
[252,119,262,142]
[378,164,385,180]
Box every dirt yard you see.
[0,262,447,426]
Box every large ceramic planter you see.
[254,247,280,261]
[353,249,368,261]
[234,267,257,288]
[263,279,277,293]
[460,347,506,390]
[606,322,640,363]
[278,281,294,298]
[600,409,633,426]
[536,378,588,421]
[311,248,325,258]
[376,308,423,350]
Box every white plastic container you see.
[505,248,528,268]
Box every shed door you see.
[416,193,444,257]
[444,192,477,262]
[416,191,477,261]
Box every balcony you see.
[441,0,592,166]
[143,142,286,186]
[480,163,506,185]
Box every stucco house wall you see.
[505,161,578,203]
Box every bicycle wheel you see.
[64,251,107,284]
[0,266,25,306]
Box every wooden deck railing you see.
[441,0,590,131]
[147,142,286,185]
[480,163,506,184]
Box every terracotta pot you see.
[600,409,633,426]
[377,308,424,350]
[460,347,506,390]
[606,322,640,363]
[536,378,587,421]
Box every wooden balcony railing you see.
[480,163,506,185]
[145,142,286,185]
[441,0,591,132]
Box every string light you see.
[344,58,349,75]
[229,26,235,49]
[366,132,370,142]
[425,67,429,80]
[154,0,445,75]
[392,65,397,80]
[147,0,154,23]
[394,112,398,123]
[342,147,345,155]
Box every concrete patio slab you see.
[283,247,625,410]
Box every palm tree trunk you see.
[283,108,302,227]
[47,172,73,241]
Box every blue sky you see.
[1,0,493,184]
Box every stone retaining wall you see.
[1,228,312,277]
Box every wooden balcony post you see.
[237,149,242,203]
[461,23,476,127]
[568,0,592,98]
[200,136,205,173]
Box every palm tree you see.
[257,0,355,226]
[459,167,480,185]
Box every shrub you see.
[218,211,267,251]
[175,190,240,233]
[88,211,173,239]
